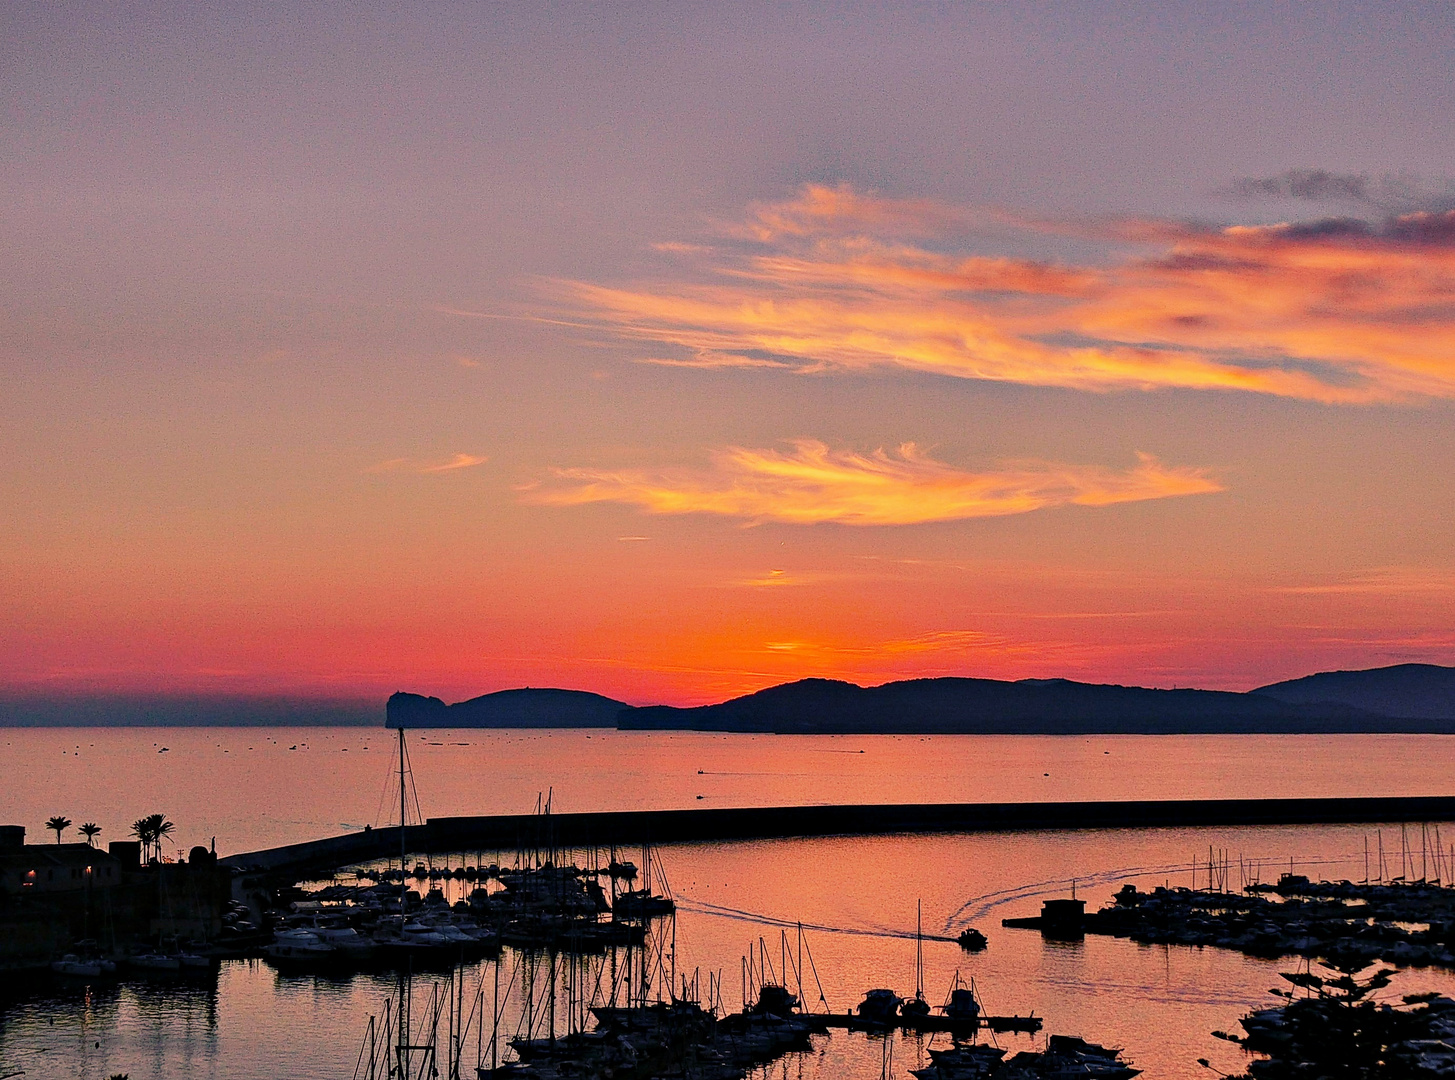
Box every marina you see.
[9,729,1455,1079]
[1001,849,1455,971]
[12,818,1455,1079]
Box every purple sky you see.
[4,3,1454,704]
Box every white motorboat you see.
[52,954,107,977]
[129,953,182,971]
[265,928,337,961]
[310,924,377,957]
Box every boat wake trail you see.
[942,853,1360,934]
[680,850,1360,939]
[675,897,956,943]
[942,861,1203,933]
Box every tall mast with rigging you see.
[399,725,408,920]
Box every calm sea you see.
[4,728,1455,1080]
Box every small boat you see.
[928,1044,1004,1066]
[401,920,451,945]
[749,984,800,1018]
[943,985,981,1022]
[52,954,109,977]
[1039,1035,1141,1079]
[914,1043,1005,1079]
[129,952,182,971]
[310,924,378,958]
[901,995,931,1019]
[265,929,337,962]
[176,951,212,969]
[611,888,674,917]
[856,988,904,1025]
[957,928,988,951]
[373,918,458,959]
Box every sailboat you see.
[610,841,675,917]
[939,971,981,1023]
[901,900,931,1019]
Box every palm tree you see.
[131,814,175,862]
[79,822,102,846]
[155,816,176,859]
[46,815,72,844]
[131,817,156,862]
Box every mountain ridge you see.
[387,663,1455,733]
[1252,663,1455,721]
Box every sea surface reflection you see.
[5,727,1455,852]
[5,729,1455,1078]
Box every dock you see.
[219,795,1455,877]
[812,1012,1043,1035]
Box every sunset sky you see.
[4,3,1454,707]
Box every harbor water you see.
[4,728,1455,1079]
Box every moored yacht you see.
[265,928,337,962]
[855,988,904,1025]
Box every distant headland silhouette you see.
[387,663,1455,734]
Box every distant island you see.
[387,662,1455,734]
[386,687,626,729]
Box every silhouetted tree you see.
[154,815,175,855]
[46,815,72,843]
[131,814,175,862]
[1212,957,1434,1078]
[131,817,155,862]
[79,822,102,846]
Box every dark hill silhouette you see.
[387,688,628,728]
[1253,663,1455,720]
[386,663,1455,733]
[618,675,1451,734]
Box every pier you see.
[220,795,1455,877]
[813,1010,1042,1035]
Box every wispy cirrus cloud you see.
[1272,567,1455,596]
[368,453,488,475]
[636,352,797,370]
[562,183,1455,402]
[733,569,797,587]
[526,440,1221,526]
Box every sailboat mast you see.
[397,723,409,1078]
[916,899,924,999]
[399,725,408,920]
[797,921,804,1011]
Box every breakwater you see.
[220,795,1455,877]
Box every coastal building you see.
[0,827,124,894]
[0,825,230,969]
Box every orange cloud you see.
[734,182,977,242]
[564,185,1455,402]
[528,440,1221,525]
